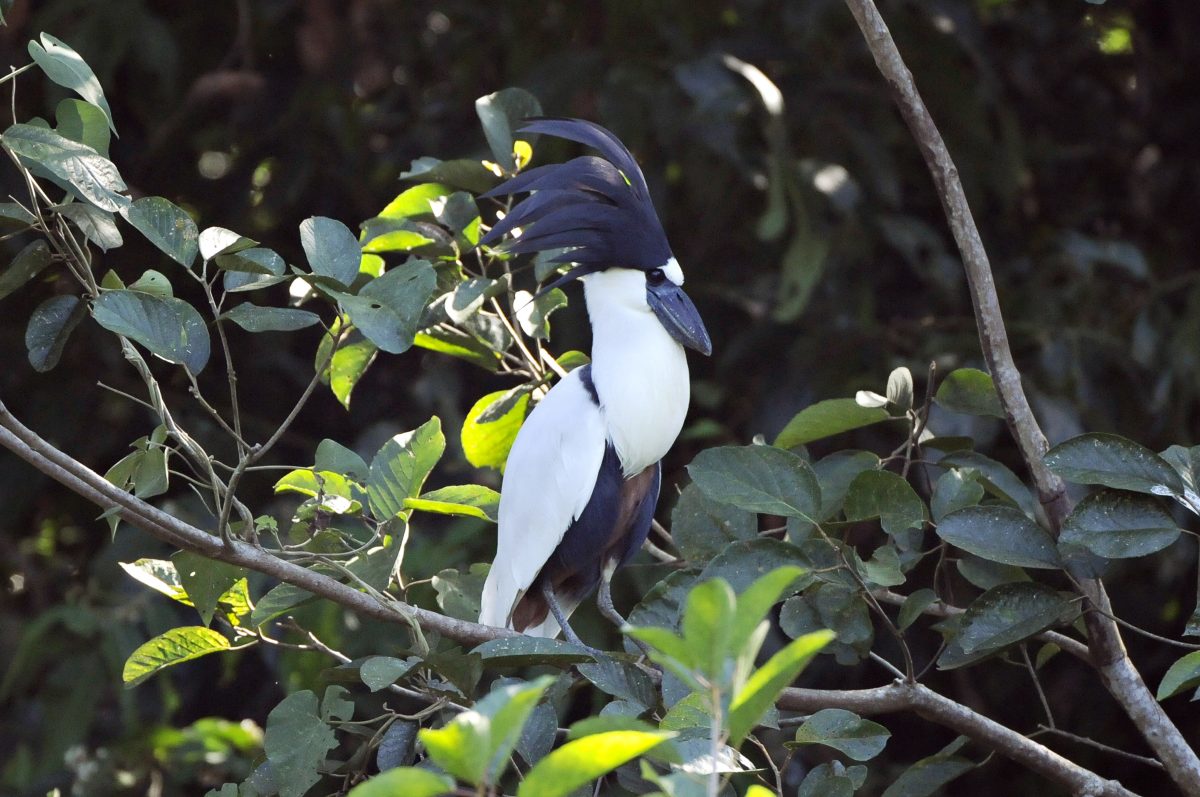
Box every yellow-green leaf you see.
[123,626,230,687]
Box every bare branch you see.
[778,682,1139,797]
[0,398,512,648]
[840,0,1200,789]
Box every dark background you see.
[1,0,1198,794]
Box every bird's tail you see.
[478,563,579,639]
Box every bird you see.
[476,118,711,646]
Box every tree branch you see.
[0,398,511,648]
[778,682,1139,797]
[840,0,1200,790]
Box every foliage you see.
[0,4,1198,797]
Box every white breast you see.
[584,269,692,476]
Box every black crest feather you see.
[479,118,672,288]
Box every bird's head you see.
[479,118,712,356]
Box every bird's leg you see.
[542,582,589,649]
[597,577,652,658]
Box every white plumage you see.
[478,368,607,636]
[478,265,692,637]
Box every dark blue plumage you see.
[479,118,674,289]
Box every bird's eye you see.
[648,268,666,285]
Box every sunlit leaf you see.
[28,33,116,134]
[121,197,199,267]
[774,398,890,448]
[123,626,230,687]
[517,731,673,797]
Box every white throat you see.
[582,267,691,476]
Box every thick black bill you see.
[646,281,712,355]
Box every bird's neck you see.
[584,286,691,478]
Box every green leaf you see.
[669,482,758,561]
[0,202,36,230]
[931,469,985,522]
[681,578,737,681]
[1045,433,1184,497]
[346,768,454,797]
[958,582,1075,654]
[515,288,567,340]
[378,183,453,219]
[934,368,1004,418]
[314,439,369,480]
[414,326,501,372]
[129,269,173,298]
[461,388,531,470]
[898,588,937,630]
[55,98,109,155]
[2,123,126,210]
[475,88,542,171]
[336,260,437,354]
[791,708,891,761]
[1060,491,1181,558]
[92,289,211,373]
[321,684,354,722]
[0,239,52,300]
[172,552,245,627]
[401,156,498,194]
[781,585,873,665]
[881,739,975,797]
[406,484,500,523]
[577,659,658,708]
[431,563,489,621]
[774,398,891,448]
[28,33,116,134]
[446,276,500,323]
[360,226,436,254]
[367,418,445,520]
[811,450,881,520]
[843,470,927,535]
[119,558,189,604]
[264,690,338,797]
[360,656,417,692]
[728,630,834,745]
[54,202,121,251]
[218,247,286,275]
[318,323,377,409]
[250,582,315,628]
[122,626,230,687]
[25,294,86,372]
[728,566,808,664]
[797,762,861,797]
[120,196,198,267]
[687,445,821,519]
[221,303,321,333]
[517,731,674,797]
[939,450,1037,517]
[471,636,595,667]
[936,506,1061,569]
[300,216,361,285]
[420,677,555,786]
[1156,651,1200,700]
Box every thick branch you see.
[0,399,511,648]
[840,0,1200,790]
[781,682,1137,797]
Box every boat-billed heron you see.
[477,119,710,646]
